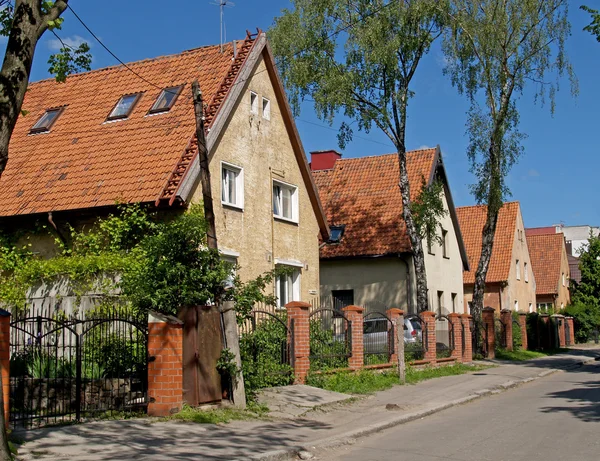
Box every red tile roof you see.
[525,227,556,236]
[526,233,565,295]
[456,202,520,284]
[313,149,437,258]
[0,37,252,217]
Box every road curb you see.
[252,357,599,461]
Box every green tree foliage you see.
[566,235,600,342]
[442,0,577,322]
[581,5,600,42]
[270,0,449,312]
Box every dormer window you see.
[30,107,64,133]
[149,86,183,114]
[107,93,142,121]
[329,225,345,243]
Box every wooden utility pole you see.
[192,80,218,250]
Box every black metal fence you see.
[471,319,488,358]
[435,314,454,358]
[238,310,294,389]
[362,311,394,366]
[495,317,507,349]
[405,314,426,361]
[309,308,351,371]
[9,307,148,429]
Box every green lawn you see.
[495,348,570,361]
[305,363,491,395]
[163,402,269,424]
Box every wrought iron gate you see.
[471,319,488,358]
[435,314,454,358]
[405,314,426,361]
[9,310,148,429]
[309,308,351,371]
[363,311,394,365]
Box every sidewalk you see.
[16,347,600,461]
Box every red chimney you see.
[310,150,342,171]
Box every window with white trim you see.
[514,300,519,312]
[276,266,300,308]
[562,273,565,286]
[524,262,529,282]
[451,293,457,314]
[516,260,521,280]
[273,181,298,222]
[250,91,258,114]
[437,291,444,316]
[262,97,271,120]
[221,255,237,289]
[442,229,449,258]
[221,162,244,208]
[529,303,533,313]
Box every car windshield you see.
[410,319,422,330]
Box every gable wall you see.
[191,54,321,300]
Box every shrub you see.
[309,319,349,371]
[564,302,600,343]
[511,311,523,349]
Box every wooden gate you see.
[179,306,224,406]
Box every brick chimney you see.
[310,150,342,171]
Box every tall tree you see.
[442,0,577,324]
[581,5,600,41]
[270,0,448,313]
[0,2,89,458]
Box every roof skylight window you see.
[149,86,183,114]
[107,93,142,121]
[328,225,345,243]
[30,107,64,133]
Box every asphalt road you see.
[321,362,600,461]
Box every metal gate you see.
[405,314,426,361]
[309,309,351,371]
[363,311,394,365]
[495,317,507,349]
[512,318,522,349]
[10,310,148,429]
[565,319,571,346]
[435,314,454,358]
[238,310,293,390]
[471,319,488,358]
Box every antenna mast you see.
[211,0,235,52]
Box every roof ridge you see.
[27,42,237,87]
[334,148,436,163]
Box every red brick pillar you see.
[448,313,462,362]
[147,312,184,417]
[420,311,437,364]
[566,317,575,345]
[461,314,472,363]
[519,313,528,350]
[553,315,566,348]
[286,301,311,384]
[342,305,364,370]
[540,314,550,350]
[386,308,404,364]
[482,307,496,359]
[0,310,10,425]
[500,309,513,351]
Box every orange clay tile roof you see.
[456,202,520,284]
[313,149,437,258]
[525,227,556,236]
[526,233,565,295]
[0,39,248,217]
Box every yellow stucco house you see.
[0,31,329,308]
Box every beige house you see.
[0,31,328,308]
[525,231,571,311]
[311,147,469,315]
[457,202,537,314]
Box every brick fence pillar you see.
[147,312,184,417]
[500,309,513,351]
[461,314,472,363]
[342,305,364,370]
[519,313,528,350]
[540,314,550,350]
[448,313,462,362]
[386,309,404,364]
[420,311,437,364]
[566,317,575,346]
[0,310,9,426]
[286,301,311,384]
[482,307,496,359]
[552,314,566,348]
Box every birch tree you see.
[442,0,577,324]
[270,0,448,313]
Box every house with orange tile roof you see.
[456,202,537,314]
[525,232,571,311]
[0,31,329,308]
[311,147,469,315]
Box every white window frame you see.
[275,265,301,309]
[437,291,444,316]
[250,91,258,114]
[442,228,449,258]
[221,253,238,289]
[514,300,519,312]
[516,260,521,280]
[262,97,271,120]
[562,273,565,286]
[272,180,299,223]
[524,262,528,282]
[221,161,244,209]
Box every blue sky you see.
[16,0,600,227]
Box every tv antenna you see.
[211,0,235,52]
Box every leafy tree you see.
[442,0,577,324]
[270,0,449,312]
[0,0,91,179]
[581,5,600,42]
